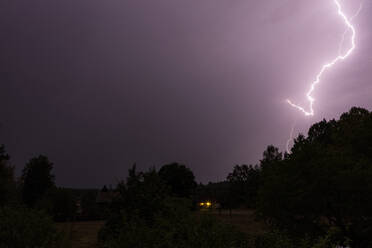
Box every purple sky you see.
[1,0,371,187]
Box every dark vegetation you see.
[1,107,372,247]
[98,164,248,248]
[0,206,60,248]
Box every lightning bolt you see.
[285,0,362,153]
[286,0,360,116]
[338,2,363,56]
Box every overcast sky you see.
[1,0,371,187]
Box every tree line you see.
[1,106,372,247]
[97,107,372,248]
[217,107,372,247]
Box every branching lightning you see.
[286,0,360,116]
[338,2,363,57]
[285,0,362,153]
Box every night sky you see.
[1,0,371,188]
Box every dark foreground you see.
[57,210,264,248]
[57,221,105,248]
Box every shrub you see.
[255,228,348,248]
[255,230,295,248]
[100,213,249,248]
[0,206,61,248]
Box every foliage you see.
[99,165,172,243]
[31,187,102,222]
[0,145,15,206]
[49,188,77,221]
[0,206,61,248]
[99,165,249,248]
[255,228,349,248]
[257,107,372,247]
[108,215,248,248]
[260,145,283,170]
[159,163,197,198]
[100,200,249,248]
[255,230,296,248]
[21,155,55,207]
[50,188,100,221]
[227,164,260,208]
[114,165,171,224]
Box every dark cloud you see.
[0,0,371,187]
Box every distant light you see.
[206,202,211,206]
[200,202,204,206]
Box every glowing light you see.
[200,202,204,206]
[286,0,359,116]
[206,202,211,207]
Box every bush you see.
[255,231,295,248]
[255,228,349,248]
[159,163,197,198]
[100,212,249,248]
[0,206,61,248]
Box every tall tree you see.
[258,107,372,248]
[114,165,170,224]
[21,155,55,207]
[159,163,196,198]
[227,164,260,207]
[260,145,282,169]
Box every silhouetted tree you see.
[100,165,170,242]
[260,145,282,170]
[258,107,372,248]
[159,163,197,198]
[21,155,55,207]
[227,164,260,208]
[116,165,170,223]
[0,145,15,206]
[99,166,248,248]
